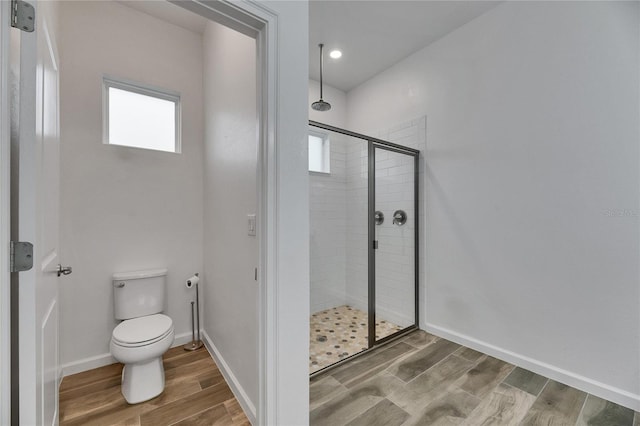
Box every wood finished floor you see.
[59,346,249,426]
[310,330,640,426]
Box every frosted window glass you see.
[309,134,330,173]
[108,87,177,152]
[308,135,325,172]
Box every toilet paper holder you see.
[184,273,204,351]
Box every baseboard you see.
[60,352,117,377]
[425,322,640,411]
[60,330,194,377]
[200,330,256,425]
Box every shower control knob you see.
[374,211,384,225]
[392,210,407,226]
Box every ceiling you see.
[310,1,500,92]
[117,1,207,34]
[118,1,499,93]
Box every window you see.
[308,130,330,173]
[103,77,181,153]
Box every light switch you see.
[248,214,256,236]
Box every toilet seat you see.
[112,314,173,348]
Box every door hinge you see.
[10,0,35,33]
[373,240,379,250]
[10,241,33,273]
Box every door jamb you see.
[0,1,12,424]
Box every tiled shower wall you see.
[310,136,348,313]
[311,117,426,325]
[344,138,369,314]
[374,117,426,327]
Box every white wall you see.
[347,1,640,408]
[202,20,258,417]
[309,79,347,128]
[58,1,204,371]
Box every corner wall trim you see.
[201,330,257,424]
[424,322,640,412]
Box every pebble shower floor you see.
[309,305,403,373]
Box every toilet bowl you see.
[111,314,174,404]
[110,269,173,404]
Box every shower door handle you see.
[57,264,72,277]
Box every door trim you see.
[0,1,12,424]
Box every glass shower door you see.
[372,144,417,343]
[309,125,370,373]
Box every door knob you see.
[57,264,72,277]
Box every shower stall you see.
[309,121,419,374]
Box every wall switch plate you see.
[247,214,256,236]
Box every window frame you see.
[308,129,330,174]
[102,75,182,153]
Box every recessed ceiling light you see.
[329,50,342,59]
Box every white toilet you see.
[110,268,174,404]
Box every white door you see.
[14,1,62,425]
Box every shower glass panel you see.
[309,127,369,374]
[373,145,416,343]
[309,121,419,375]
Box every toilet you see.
[110,268,174,404]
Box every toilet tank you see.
[113,268,168,320]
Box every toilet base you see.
[121,357,165,404]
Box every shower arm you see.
[319,43,324,101]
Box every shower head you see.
[311,99,332,111]
[312,43,331,112]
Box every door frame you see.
[369,142,420,347]
[0,1,12,425]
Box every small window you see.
[103,76,181,153]
[308,130,330,173]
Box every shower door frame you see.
[309,120,420,375]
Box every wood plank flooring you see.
[59,346,249,426]
[311,330,640,426]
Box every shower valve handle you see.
[392,210,407,226]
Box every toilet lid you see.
[112,314,173,345]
